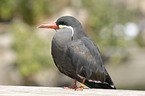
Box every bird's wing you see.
[66,37,108,82]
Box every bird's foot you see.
[75,86,83,91]
[64,84,77,89]
[64,79,77,89]
[75,83,85,91]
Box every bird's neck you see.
[73,27,87,39]
[52,29,72,48]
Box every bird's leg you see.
[75,78,86,91]
[64,79,77,89]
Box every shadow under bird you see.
[37,16,116,91]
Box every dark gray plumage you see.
[50,16,115,89]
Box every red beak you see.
[37,23,59,29]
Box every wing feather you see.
[66,37,107,82]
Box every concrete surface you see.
[0,85,145,96]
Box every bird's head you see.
[37,16,85,38]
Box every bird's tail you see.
[84,79,116,89]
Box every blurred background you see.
[0,0,145,90]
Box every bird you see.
[37,16,116,90]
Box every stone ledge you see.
[0,85,145,96]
